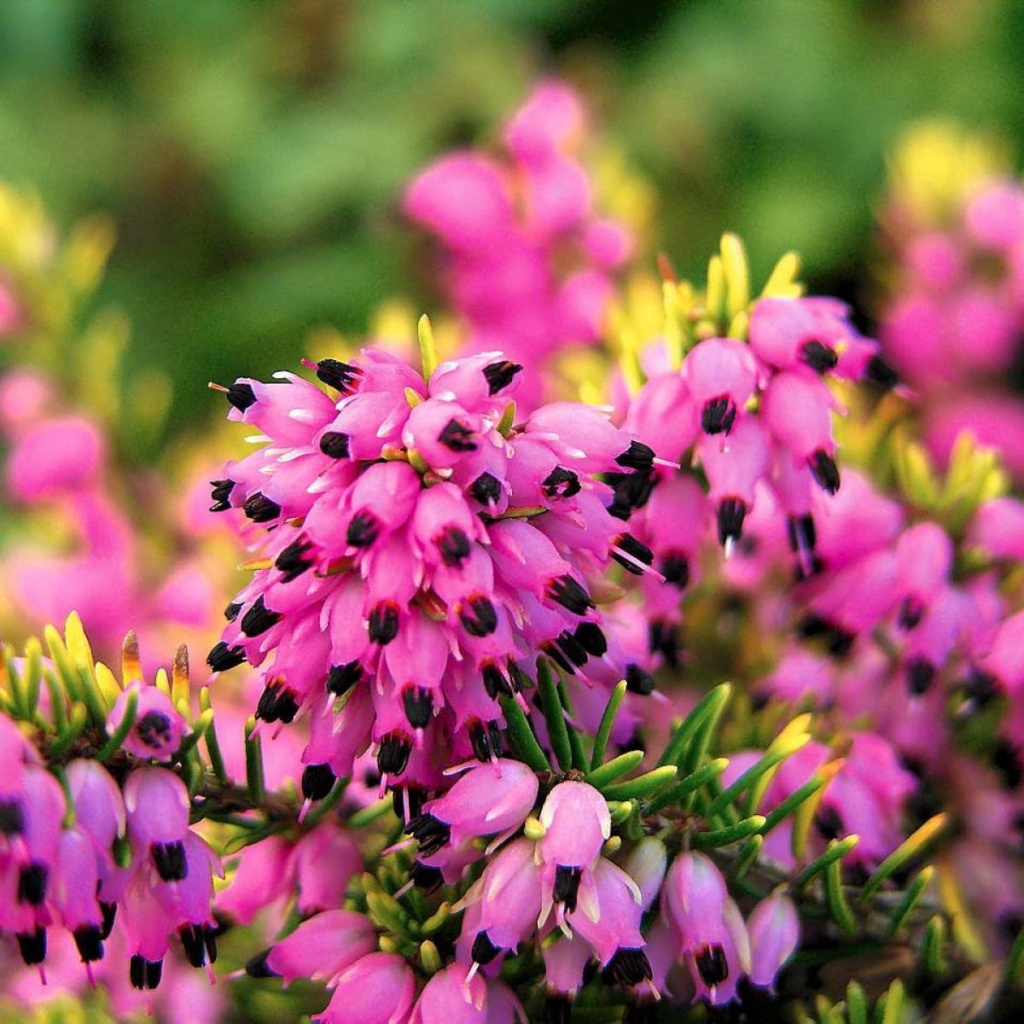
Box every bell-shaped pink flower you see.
[408,760,538,857]
[746,891,800,991]
[538,780,610,914]
[662,851,751,1005]
[683,337,759,437]
[249,909,378,985]
[107,683,189,762]
[761,371,841,495]
[123,767,190,883]
[315,952,417,1024]
[461,838,544,959]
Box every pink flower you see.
[538,780,610,915]
[661,851,751,1005]
[210,345,654,799]
[247,909,378,985]
[411,963,524,1024]
[6,416,105,501]
[746,892,800,991]
[407,759,539,856]
[315,952,417,1024]
[107,683,190,762]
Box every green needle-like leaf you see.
[862,814,947,898]
[846,981,869,1024]
[537,659,573,771]
[244,716,266,806]
[591,680,626,770]
[693,814,766,849]
[885,865,934,937]
[601,765,677,801]
[96,688,139,761]
[500,695,551,773]
[585,750,644,790]
[646,756,729,813]
[824,857,857,934]
[794,835,860,889]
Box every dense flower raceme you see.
[879,124,1024,480]
[208,345,662,801]
[239,764,804,1020]
[0,634,220,1000]
[716,471,1024,944]
[405,81,634,407]
[624,289,895,593]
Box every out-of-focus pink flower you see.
[6,416,105,501]
[746,891,800,991]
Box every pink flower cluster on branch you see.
[208,346,659,804]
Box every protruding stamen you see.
[647,621,679,667]
[471,930,502,965]
[865,354,899,390]
[541,467,581,499]
[716,498,746,547]
[574,621,607,657]
[660,551,690,589]
[347,511,380,548]
[552,865,583,912]
[906,658,935,696]
[483,360,523,395]
[458,596,498,637]
[327,661,364,695]
[275,539,314,582]
[301,763,336,801]
[701,396,736,435]
[73,926,104,964]
[808,450,840,495]
[615,440,657,471]
[612,534,655,576]
[209,479,235,513]
[241,596,282,638]
[256,682,299,724]
[606,470,655,520]
[403,687,434,729]
[207,641,247,673]
[369,603,400,645]
[625,664,656,695]
[377,734,412,776]
[405,813,451,856]
[438,418,477,452]
[799,340,838,374]
[695,943,729,988]
[319,431,350,459]
[437,526,471,567]
[311,358,361,394]
[547,575,594,615]
[151,840,188,882]
[603,947,653,987]
[468,471,502,506]
[243,492,281,523]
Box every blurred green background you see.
[2,0,1023,437]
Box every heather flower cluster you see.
[880,123,1024,481]
[0,628,219,1002]
[1,86,1024,1024]
[405,81,635,408]
[208,340,660,804]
